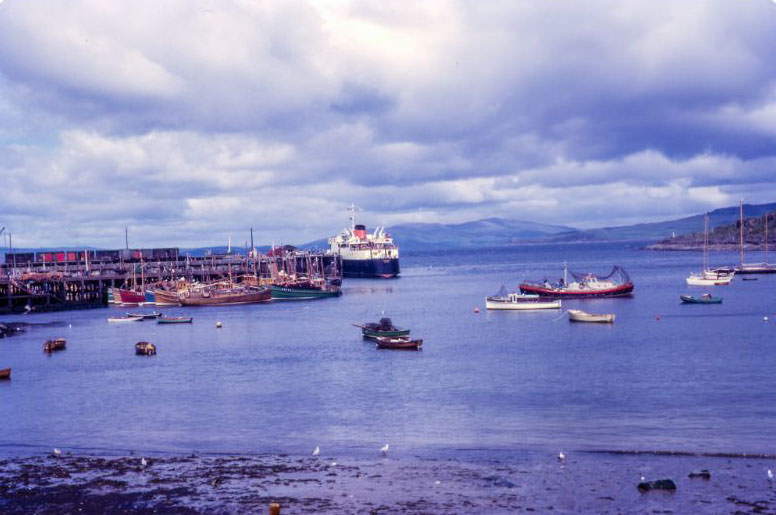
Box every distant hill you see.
[301,218,575,251]
[550,203,776,243]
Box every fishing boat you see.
[358,317,410,340]
[107,315,143,323]
[686,214,734,286]
[125,311,163,320]
[0,368,11,380]
[485,287,562,310]
[328,204,400,278]
[567,309,615,323]
[135,341,157,355]
[375,337,423,350]
[520,263,633,298]
[270,277,342,300]
[680,293,722,304]
[157,316,193,324]
[151,288,182,306]
[43,338,67,352]
[114,288,146,305]
[178,283,271,306]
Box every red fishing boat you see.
[519,264,634,298]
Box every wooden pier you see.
[0,250,339,314]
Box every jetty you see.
[1,247,339,314]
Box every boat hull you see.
[178,288,271,306]
[0,368,11,380]
[735,263,776,274]
[568,310,615,323]
[680,294,722,304]
[157,317,193,324]
[485,297,561,310]
[686,275,732,286]
[342,258,400,278]
[375,337,423,350]
[115,289,146,304]
[519,283,633,298]
[271,285,342,300]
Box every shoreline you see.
[1,451,774,513]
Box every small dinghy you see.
[0,368,11,380]
[680,293,722,304]
[135,341,157,356]
[375,336,423,350]
[567,309,615,323]
[157,316,193,324]
[126,311,163,320]
[43,338,67,352]
[357,317,410,340]
[108,315,143,323]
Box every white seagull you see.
[330,461,337,467]
[312,445,320,456]
[768,469,773,481]
[140,457,148,468]
[558,451,565,462]
[380,444,389,456]
[53,448,62,457]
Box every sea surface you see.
[1,242,775,460]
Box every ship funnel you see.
[354,224,367,240]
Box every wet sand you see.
[1,451,774,513]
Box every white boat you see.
[686,273,733,286]
[568,309,615,323]
[107,315,143,323]
[485,291,561,310]
[686,213,733,286]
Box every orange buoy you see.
[655,315,660,320]
[473,307,480,314]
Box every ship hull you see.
[519,283,634,298]
[342,258,400,278]
[271,285,342,300]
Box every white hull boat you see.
[568,309,615,323]
[686,273,733,286]
[486,292,561,310]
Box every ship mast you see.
[739,200,744,266]
[348,203,358,231]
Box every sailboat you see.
[735,201,776,274]
[686,213,733,286]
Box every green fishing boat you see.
[359,317,410,340]
[271,284,342,300]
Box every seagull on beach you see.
[558,451,565,462]
[768,469,773,481]
[330,461,337,467]
[312,445,320,456]
[140,457,147,468]
[380,444,389,456]
[53,448,62,457]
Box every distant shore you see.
[0,451,773,513]
[644,242,774,251]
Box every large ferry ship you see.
[328,206,400,278]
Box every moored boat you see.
[567,309,615,323]
[108,315,143,323]
[359,318,410,340]
[157,316,193,324]
[520,264,633,298]
[271,282,342,300]
[115,288,146,305]
[0,368,11,380]
[126,311,163,320]
[486,288,562,310]
[687,214,734,286]
[375,337,423,350]
[135,341,157,355]
[686,273,733,286]
[680,293,723,304]
[178,284,271,306]
[43,338,67,352]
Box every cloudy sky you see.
[1,0,774,248]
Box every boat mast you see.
[703,213,709,272]
[766,213,770,263]
[739,200,744,266]
[349,203,357,231]
[563,261,568,285]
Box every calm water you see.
[1,242,774,458]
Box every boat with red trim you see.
[519,263,634,298]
